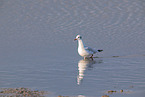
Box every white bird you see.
[74,35,103,59]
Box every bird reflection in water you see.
[77,58,103,85]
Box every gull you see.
[74,35,103,59]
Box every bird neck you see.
[78,39,85,49]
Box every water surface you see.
[0,0,145,97]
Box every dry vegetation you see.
[0,87,48,97]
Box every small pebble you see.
[120,90,123,93]
[102,95,109,97]
[107,90,117,93]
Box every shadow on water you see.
[77,58,103,85]
[93,54,145,59]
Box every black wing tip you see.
[98,49,103,52]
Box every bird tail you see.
[98,49,103,52]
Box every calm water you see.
[0,0,145,97]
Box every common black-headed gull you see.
[74,35,103,59]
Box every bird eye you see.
[77,36,82,39]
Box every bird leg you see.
[90,54,93,60]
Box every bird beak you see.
[74,38,77,41]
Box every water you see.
[0,0,145,97]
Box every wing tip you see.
[98,49,103,52]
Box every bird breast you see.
[78,48,92,57]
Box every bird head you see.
[74,35,82,41]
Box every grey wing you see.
[84,46,97,53]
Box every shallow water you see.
[0,0,145,97]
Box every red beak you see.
[74,38,77,41]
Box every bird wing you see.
[84,46,97,53]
